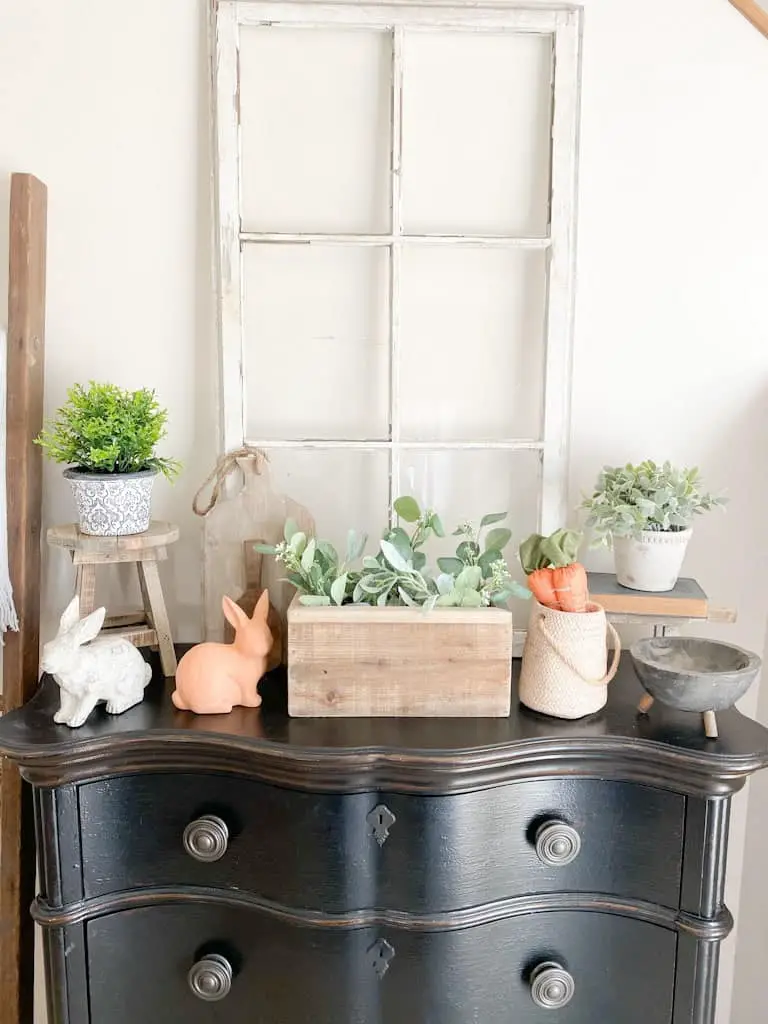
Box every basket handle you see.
[535,613,622,687]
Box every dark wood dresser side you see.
[1,657,767,1024]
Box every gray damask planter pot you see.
[64,469,156,536]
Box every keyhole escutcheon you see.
[367,804,396,847]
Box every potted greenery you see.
[579,461,725,592]
[36,382,180,536]
[256,496,528,717]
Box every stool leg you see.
[703,710,719,739]
[76,564,97,617]
[138,561,176,677]
[137,563,154,629]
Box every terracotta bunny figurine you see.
[172,591,273,714]
[41,596,153,728]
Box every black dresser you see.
[1,655,767,1024]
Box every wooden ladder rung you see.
[102,624,158,647]
[104,610,148,630]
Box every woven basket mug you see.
[519,601,621,719]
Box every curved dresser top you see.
[1,654,767,797]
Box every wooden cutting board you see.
[224,539,284,670]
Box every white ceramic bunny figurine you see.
[41,596,153,728]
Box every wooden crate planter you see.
[287,598,513,717]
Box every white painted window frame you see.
[212,0,582,538]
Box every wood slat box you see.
[287,598,514,717]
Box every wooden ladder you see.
[729,0,768,39]
[0,173,47,1024]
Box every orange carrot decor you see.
[527,567,560,609]
[519,529,589,612]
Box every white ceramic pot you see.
[64,469,156,536]
[613,528,692,592]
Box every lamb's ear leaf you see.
[72,606,106,646]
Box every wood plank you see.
[729,0,768,40]
[288,599,513,717]
[587,572,709,619]
[1,172,47,1024]
[234,2,566,32]
[213,0,245,452]
[104,610,149,629]
[75,563,97,617]
[540,11,582,533]
[137,562,176,677]
[71,548,165,566]
[386,24,404,522]
[47,521,178,553]
[101,624,157,648]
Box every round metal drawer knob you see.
[530,962,575,1009]
[183,815,229,863]
[188,953,233,1002]
[535,821,581,867]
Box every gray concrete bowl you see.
[629,637,761,713]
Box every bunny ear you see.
[59,595,82,635]
[72,606,106,646]
[222,596,248,633]
[252,589,270,621]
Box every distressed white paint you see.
[388,24,405,519]
[213,2,245,452]
[239,232,552,247]
[246,438,545,450]
[235,2,570,32]
[214,0,582,546]
[540,11,581,533]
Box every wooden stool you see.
[47,521,180,677]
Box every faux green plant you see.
[580,461,725,546]
[256,496,529,609]
[35,382,180,479]
[519,529,582,574]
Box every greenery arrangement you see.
[580,460,725,546]
[256,496,530,609]
[35,382,180,479]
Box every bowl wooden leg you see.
[703,710,719,739]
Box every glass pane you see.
[396,447,541,621]
[398,247,547,442]
[243,244,390,441]
[266,448,390,559]
[401,30,553,236]
[239,27,392,233]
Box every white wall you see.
[0,0,217,647]
[571,5,768,1020]
[1,1,767,1021]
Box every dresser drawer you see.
[86,903,676,1024]
[78,774,684,909]
[79,773,379,908]
[378,778,684,910]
